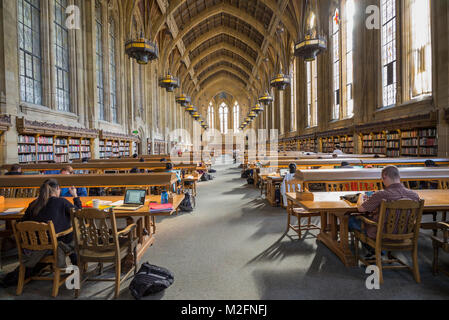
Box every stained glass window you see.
[96,3,105,120]
[409,0,432,98]
[233,102,239,133]
[54,0,71,112]
[18,0,42,105]
[109,19,118,123]
[332,9,340,120]
[381,0,397,107]
[345,0,354,117]
[208,104,214,130]
[219,103,228,134]
[307,60,318,127]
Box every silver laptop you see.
[114,189,146,211]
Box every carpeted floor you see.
[1,162,449,299]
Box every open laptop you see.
[113,189,146,211]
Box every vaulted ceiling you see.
[125,0,303,122]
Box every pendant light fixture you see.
[294,0,327,61]
[259,58,274,106]
[158,1,179,92]
[125,1,158,64]
[270,25,291,91]
[176,93,191,107]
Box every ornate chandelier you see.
[259,90,274,106]
[252,103,264,114]
[176,93,191,107]
[294,0,327,61]
[159,72,179,92]
[125,32,158,65]
[270,26,291,91]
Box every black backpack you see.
[129,262,174,300]
[247,177,254,185]
[179,192,194,212]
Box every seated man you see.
[59,166,88,197]
[349,166,420,257]
[280,163,299,207]
[332,145,344,155]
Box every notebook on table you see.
[113,189,147,211]
[149,203,174,213]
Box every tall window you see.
[233,102,239,133]
[18,0,42,105]
[208,104,214,130]
[306,60,318,127]
[345,0,354,118]
[290,60,297,131]
[96,3,105,120]
[54,0,71,112]
[408,0,432,98]
[332,9,340,120]
[381,0,397,107]
[109,19,118,123]
[219,103,228,134]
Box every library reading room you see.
[0,0,448,304]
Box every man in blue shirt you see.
[59,166,88,197]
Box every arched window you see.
[208,104,214,130]
[18,0,42,105]
[219,103,228,134]
[54,0,71,111]
[381,0,397,107]
[290,60,297,131]
[407,0,432,99]
[306,60,318,127]
[233,102,239,133]
[331,1,354,120]
[95,2,105,120]
[331,8,340,120]
[345,0,354,118]
[109,19,118,123]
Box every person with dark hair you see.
[165,163,181,192]
[5,164,22,175]
[425,160,437,167]
[340,161,353,169]
[132,154,138,159]
[280,163,299,207]
[21,179,82,266]
[349,166,419,258]
[130,167,139,174]
[332,153,338,159]
[59,166,88,197]
[333,144,344,155]
[165,163,173,171]
[81,157,89,163]
[139,158,145,163]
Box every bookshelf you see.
[17,134,93,164]
[16,117,98,164]
[320,135,354,154]
[401,127,437,157]
[361,131,387,155]
[299,138,317,153]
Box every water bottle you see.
[161,191,168,204]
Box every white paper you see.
[111,200,124,206]
[0,208,24,215]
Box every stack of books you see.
[149,203,173,213]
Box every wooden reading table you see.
[286,190,449,267]
[0,194,185,262]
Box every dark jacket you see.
[21,197,82,243]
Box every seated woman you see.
[166,163,181,192]
[280,163,300,207]
[21,179,82,267]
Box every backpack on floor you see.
[129,262,174,300]
[179,192,194,212]
[200,174,209,181]
[209,169,216,173]
[247,177,254,185]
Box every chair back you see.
[325,181,382,192]
[439,179,449,189]
[12,221,58,260]
[377,199,425,242]
[285,180,301,193]
[71,208,119,252]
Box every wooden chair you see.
[431,222,449,277]
[353,199,425,284]
[71,208,138,298]
[285,180,320,239]
[12,220,74,297]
